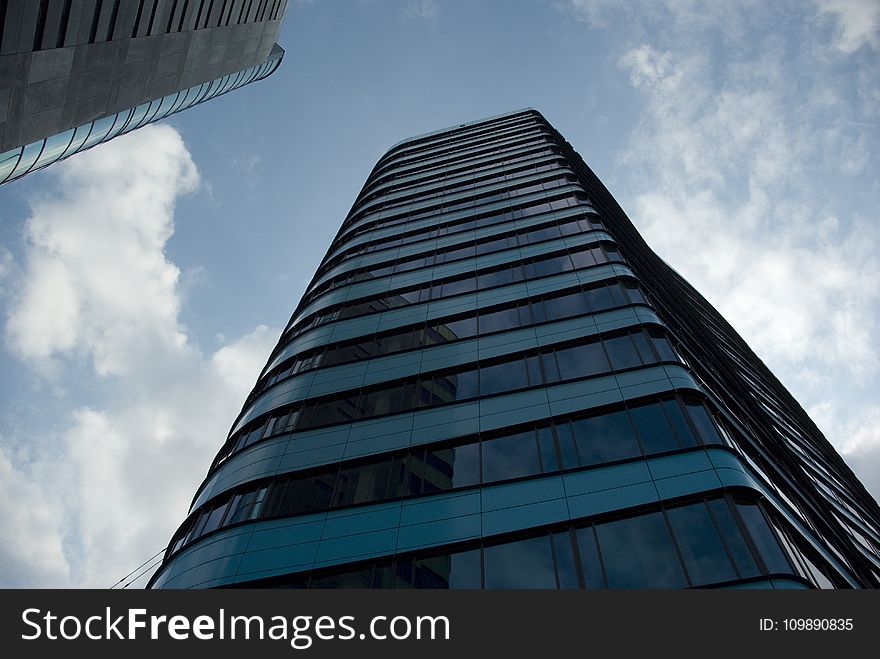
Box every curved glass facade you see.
[150,109,880,589]
[0,46,283,186]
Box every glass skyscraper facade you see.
[0,1,288,185]
[149,108,880,589]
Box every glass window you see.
[555,341,610,380]
[481,430,542,482]
[629,402,679,454]
[630,330,656,364]
[552,531,580,589]
[480,359,528,396]
[270,472,336,515]
[479,306,521,333]
[575,526,606,588]
[623,281,646,305]
[0,148,22,183]
[554,422,580,469]
[336,461,391,506]
[537,426,559,472]
[35,129,75,168]
[570,248,598,269]
[201,500,231,535]
[397,548,481,589]
[542,291,588,320]
[683,399,724,445]
[666,502,738,586]
[604,334,642,370]
[735,500,793,574]
[382,329,418,353]
[526,224,561,243]
[358,386,409,417]
[583,285,614,312]
[607,282,629,307]
[425,442,480,489]
[81,115,116,149]
[571,410,641,465]
[484,535,557,588]
[478,267,514,288]
[661,399,699,447]
[442,277,476,297]
[311,567,374,588]
[706,499,761,579]
[531,254,572,277]
[449,243,478,259]
[595,511,688,588]
[648,327,678,362]
[11,141,44,179]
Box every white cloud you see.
[814,0,880,53]
[401,0,440,26]
[567,1,880,501]
[0,125,280,587]
[6,126,198,377]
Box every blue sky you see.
[0,0,877,587]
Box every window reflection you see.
[179,394,729,557]
[248,494,813,590]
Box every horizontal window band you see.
[286,232,618,340]
[219,324,684,469]
[302,213,606,311]
[265,261,637,376]
[169,393,731,561]
[248,279,651,418]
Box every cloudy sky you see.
[0,0,877,588]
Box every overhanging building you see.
[0,0,289,185]
[150,108,880,589]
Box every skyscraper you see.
[0,0,288,185]
[149,108,880,589]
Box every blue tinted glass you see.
[480,359,528,396]
[661,399,698,447]
[152,94,180,121]
[552,531,580,589]
[478,306,521,333]
[576,526,606,588]
[484,536,557,588]
[684,399,723,445]
[399,549,481,589]
[11,141,44,179]
[707,498,760,578]
[450,369,479,400]
[0,148,23,182]
[583,285,614,312]
[736,500,793,575]
[438,442,480,488]
[596,511,688,588]
[537,426,558,472]
[447,549,482,588]
[336,461,390,505]
[629,402,678,454]
[63,123,95,156]
[440,315,477,339]
[571,410,641,465]
[648,328,678,362]
[481,431,541,482]
[604,334,642,370]
[123,102,152,132]
[35,129,76,168]
[666,502,737,586]
[542,291,588,320]
[82,116,116,149]
[555,341,610,380]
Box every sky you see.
[0,0,877,588]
